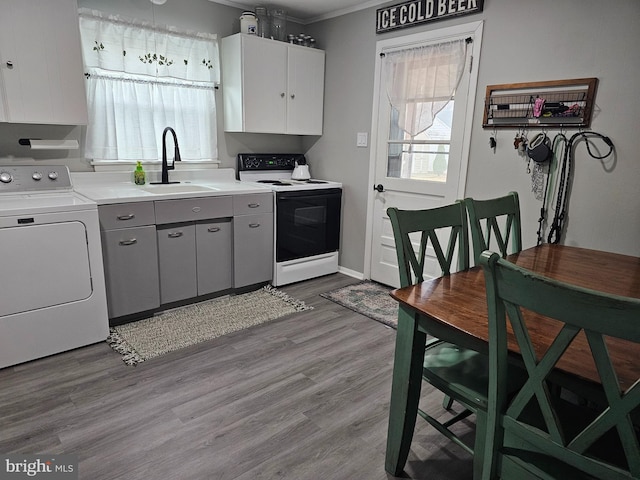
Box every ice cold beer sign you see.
[376,0,483,33]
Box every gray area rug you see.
[107,285,312,366]
[320,281,398,329]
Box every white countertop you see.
[72,168,272,204]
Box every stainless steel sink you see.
[139,183,218,194]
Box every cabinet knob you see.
[117,214,135,221]
[207,226,221,232]
[280,92,285,98]
[6,61,14,69]
[248,203,260,208]
[167,231,184,238]
[119,238,138,246]
[290,94,295,99]
[249,223,260,228]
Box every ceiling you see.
[208,0,388,24]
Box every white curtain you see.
[382,39,467,137]
[78,9,219,162]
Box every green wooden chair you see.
[386,202,523,478]
[479,251,640,480]
[465,192,522,264]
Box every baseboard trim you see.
[338,266,365,280]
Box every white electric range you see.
[237,154,342,286]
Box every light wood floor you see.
[0,273,474,479]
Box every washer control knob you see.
[0,172,12,183]
[32,172,43,181]
[48,171,58,180]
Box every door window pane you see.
[387,101,453,182]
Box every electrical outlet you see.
[357,132,368,147]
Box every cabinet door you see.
[287,47,325,135]
[157,224,197,304]
[0,0,87,124]
[101,226,160,319]
[196,219,233,295]
[233,213,274,288]
[242,35,288,133]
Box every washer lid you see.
[0,192,96,216]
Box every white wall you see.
[307,0,640,274]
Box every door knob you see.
[373,184,385,192]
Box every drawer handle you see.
[249,223,260,228]
[167,231,184,238]
[119,238,137,246]
[117,214,135,221]
[192,206,201,213]
[248,203,260,208]
[208,226,221,232]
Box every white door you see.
[367,22,483,287]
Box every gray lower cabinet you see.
[101,225,160,318]
[99,193,271,317]
[99,202,160,319]
[157,223,197,304]
[157,219,233,304]
[233,192,274,288]
[155,196,235,304]
[196,219,233,295]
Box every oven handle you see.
[276,188,342,202]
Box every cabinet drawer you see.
[233,193,273,215]
[155,196,233,225]
[99,202,156,230]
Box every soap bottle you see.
[134,161,146,185]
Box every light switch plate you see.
[357,132,368,147]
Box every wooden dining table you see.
[385,243,640,475]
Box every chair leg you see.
[472,410,487,480]
[443,395,454,410]
[385,305,427,476]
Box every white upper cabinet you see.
[221,34,325,135]
[0,0,88,125]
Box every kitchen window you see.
[78,9,220,164]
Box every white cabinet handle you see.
[249,223,260,228]
[207,226,221,232]
[6,61,14,69]
[167,231,184,238]
[119,238,137,246]
[248,203,260,208]
[117,214,135,221]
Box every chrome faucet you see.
[153,126,181,184]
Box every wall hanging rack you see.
[482,78,598,129]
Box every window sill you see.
[91,160,221,172]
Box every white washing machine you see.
[0,165,109,369]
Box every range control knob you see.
[0,172,12,183]
[32,172,43,181]
[48,171,58,180]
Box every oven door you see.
[276,188,342,263]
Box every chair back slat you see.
[466,192,521,264]
[388,202,469,288]
[480,250,640,480]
